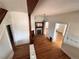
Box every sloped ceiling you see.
[32,0,79,15]
[0,0,27,12]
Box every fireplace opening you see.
[37,30,42,35]
[36,28,42,35]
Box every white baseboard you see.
[61,43,79,59]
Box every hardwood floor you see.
[33,35,70,59]
[12,44,30,59]
[13,34,70,59]
[53,32,64,48]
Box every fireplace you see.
[36,28,42,35]
[35,22,44,35]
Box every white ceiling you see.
[0,0,27,12]
[32,0,79,15]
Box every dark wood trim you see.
[42,22,45,35]
[0,8,8,24]
[6,25,15,51]
[30,30,34,44]
[27,0,39,44]
[28,14,31,43]
[28,14,31,33]
[27,0,39,14]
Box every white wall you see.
[47,11,79,48]
[34,15,44,22]
[31,15,48,33]
[0,0,30,45]
[32,11,79,59]
[0,13,14,59]
[32,11,79,48]
[31,15,35,31]
[31,15,44,34]
[0,0,27,12]
[44,22,49,36]
[47,11,79,59]
[10,12,29,45]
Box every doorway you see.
[53,23,68,48]
[6,25,15,51]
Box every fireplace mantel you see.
[35,22,44,35]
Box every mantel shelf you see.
[35,26,43,28]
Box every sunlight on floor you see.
[53,32,64,48]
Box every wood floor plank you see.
[13,35,70,59]
[12,44,30,59]
[33,35,71,59]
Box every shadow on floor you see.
[13,44,30,59]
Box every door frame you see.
[53,22,69,42]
